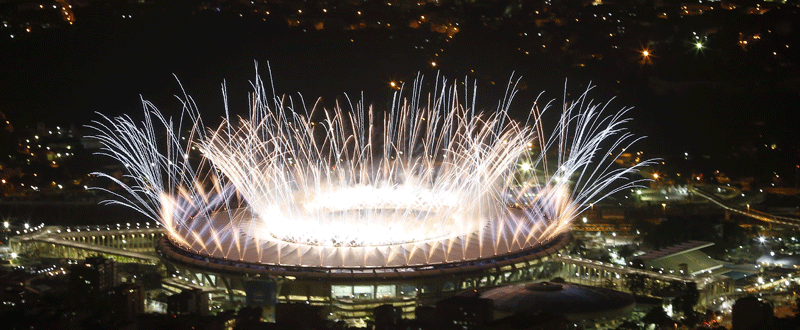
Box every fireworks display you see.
[90,72,653,268]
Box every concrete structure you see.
[479,281,634,329]
[108,283,145,321]
[691,186,800,227]
[7,225,736,322]
[168,288,209,316]
[637,241,723,276]
[9,225,162,264]
[155,233,573,320]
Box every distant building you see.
[79,134,104,150]
[637,241,722,276]
[68,256,118,305]
[601,208,625,220]
[85,256,118,288]
[480,282,635,328]
[168,288,209,316]
[105,283,144,320]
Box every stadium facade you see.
[156,232,573,319]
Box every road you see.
[690,186,800,227]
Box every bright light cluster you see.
[90,72,653,267]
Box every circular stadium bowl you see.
[166,207,568,269]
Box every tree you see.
[571,238,587,256]
[625,272,648,296]
[670,281,700,328]
[618,245,635,260]
[614,320,643,330]
[680,282,700,315]
[642,306,673,328]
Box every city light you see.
[639,48,653,65]
[1,2,799,326]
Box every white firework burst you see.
[88,71,653,267]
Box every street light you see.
[639,48,653,65]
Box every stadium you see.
[90,74,651,320]
[155,229,572,320]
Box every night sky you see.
[2,3,799,178]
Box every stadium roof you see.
[479,282,634,319]
[637,241,714,261]
[638,241,722,276]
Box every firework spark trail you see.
[90,72,654,267]
[201,76,527,247]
